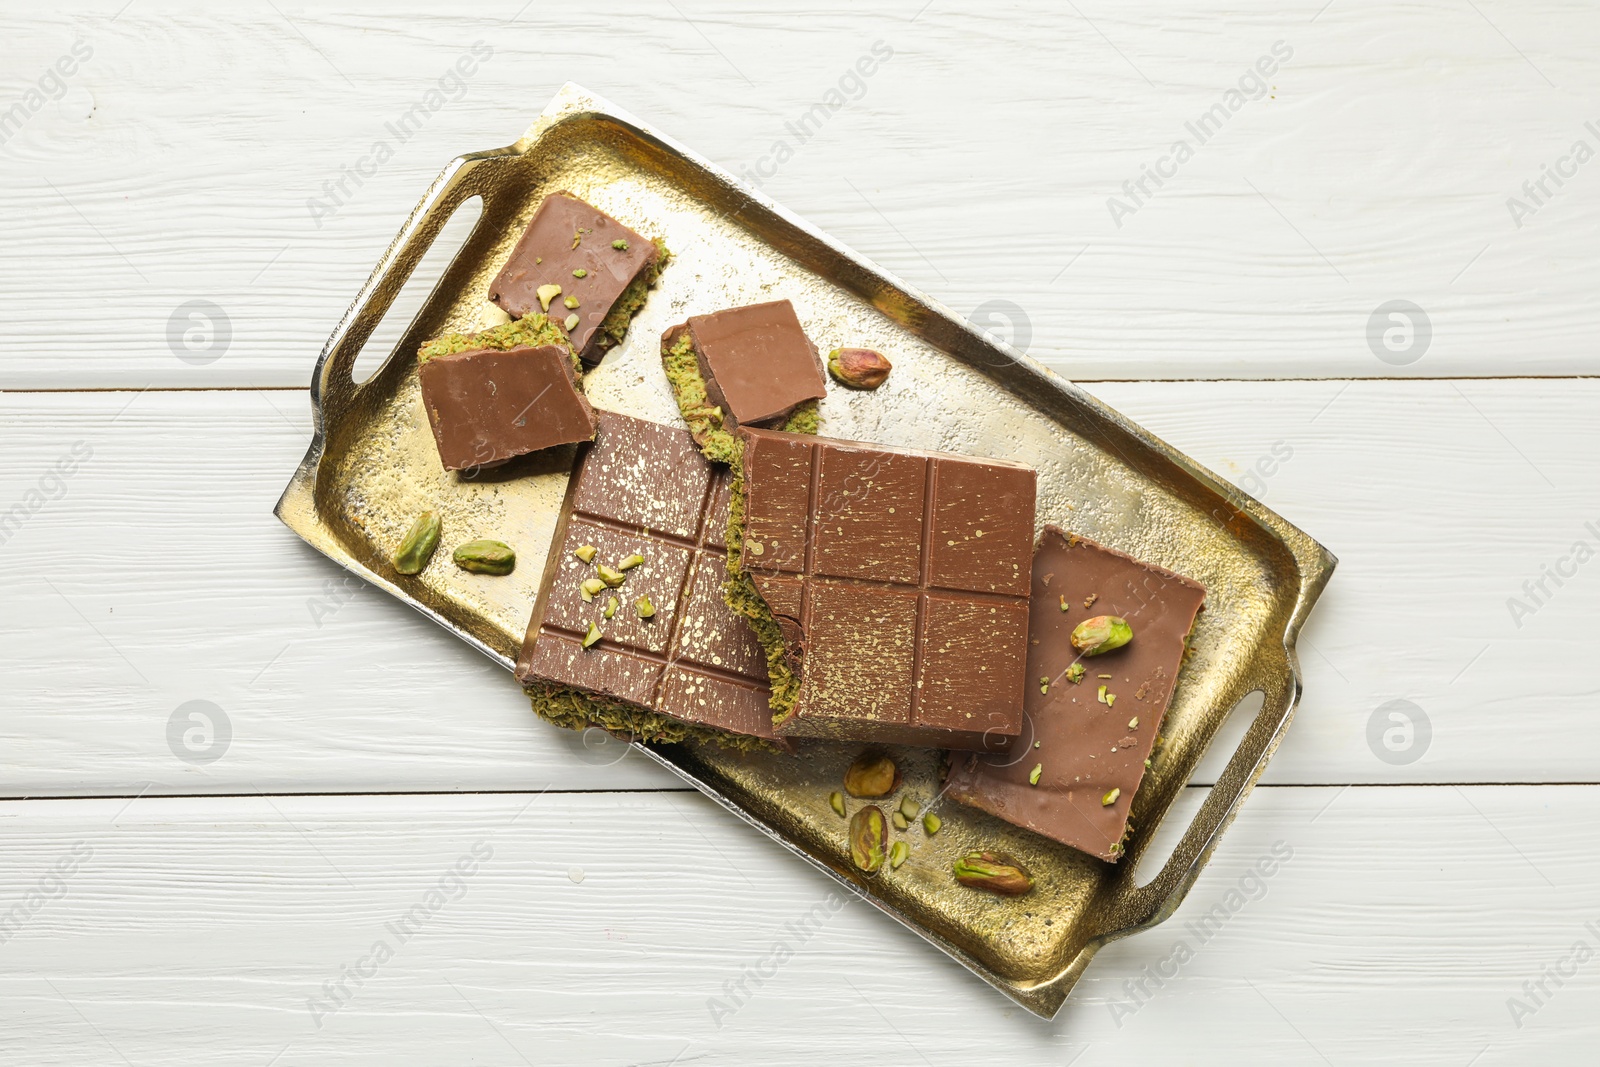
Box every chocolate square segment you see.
[489,193,659,363]
[740,427,1036,750]
[672,299,828,428]
[418,345,596,472]
[943,527,1207,863]
[516,411,778,740]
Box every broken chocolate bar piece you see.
[662,300,828,446]
[943,527,1206,863]
[737,426,1036,750]
[489,192,666,363]
[516,410,780,741]
[418,344,596,472]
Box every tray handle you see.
[309,154,495,431]
[1115,640,1300,931]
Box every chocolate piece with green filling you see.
[943,527,1206,863]
[515,410,782,744]
[661,299,827,452]
[489,192,668,364]
[418,344,596,472]
[733,426,1036,750]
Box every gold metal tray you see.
[275,84,1335,1020]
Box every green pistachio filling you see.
[418,312,580,375]
[659,333,820,726]
[596,238,672,353]
[526,683,771,752]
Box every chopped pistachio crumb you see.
[1101,787,1121,806]
[1107,692,1117,707]
[1039,676,1050,695]
[572,268,588,278]
[1128,716,1139,729]
[618,553,645,571]
[899,796,919,821]
[892,810,908,830]
[563,295,580,309]
[1097,684,1108,704]
[564,313,580,331]
[1028,763,1043,786]
[1084,593,1099,608]
[536,283,562,311]
[580,577,606,601]
[829,790,845,817]
[603,596,618,619]
[597,564,625,587]
[1066,663,1086,684]
[574,544,597,563]
[636,595,656,619]
[612,238,629,251]
[582,622,602,648]
[889,840,909,869]
[1059,595,1069,612]
[1033,740,1041,748]
[1098,673,1113,679]
[922,812,941,835]
[1144,758,1152,769]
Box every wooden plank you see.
[2,381,1595,794]
[3,3,1598,387]
[0,786,1589,1064]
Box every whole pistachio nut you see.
[392,510,441,575]
[849,805,888,874]
[1070,615,1133,656]
[953,850,1034,896]
[452,539,515,575]
[843,751,901,798]
[889,841,910,869]
[597,564,626,588]
[826,347,892,390]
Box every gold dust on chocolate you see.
[516,411,778,739]
[740,427,1037,749]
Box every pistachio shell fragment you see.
[392,510,441,575]
[1070,614,1133,656]
[452,539,515,575]
[953,851,1033,896]
[889,841,910,869]
[849,806,888,874]
[843,751,900,798]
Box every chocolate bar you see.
[515,410,780,743]
[418,344,596,472]
[943,527,1206,862]
[734,426,1036,750]
[662,299,827,456]
[489,192,667,363]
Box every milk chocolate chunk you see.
[663,300,828,437]
[418,345,596,472]
[738,427,1036,750]
[943,527,1206,863]
[489,193,664,363]
[516,411,779,740]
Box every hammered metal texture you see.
[276,84,1335,1019]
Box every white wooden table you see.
[4,3,1596,1063]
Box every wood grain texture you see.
[0,787,1592,1065]
[2,2,1598,387]
[2,382,1594,795]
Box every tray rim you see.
[274,81,1337,1020]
